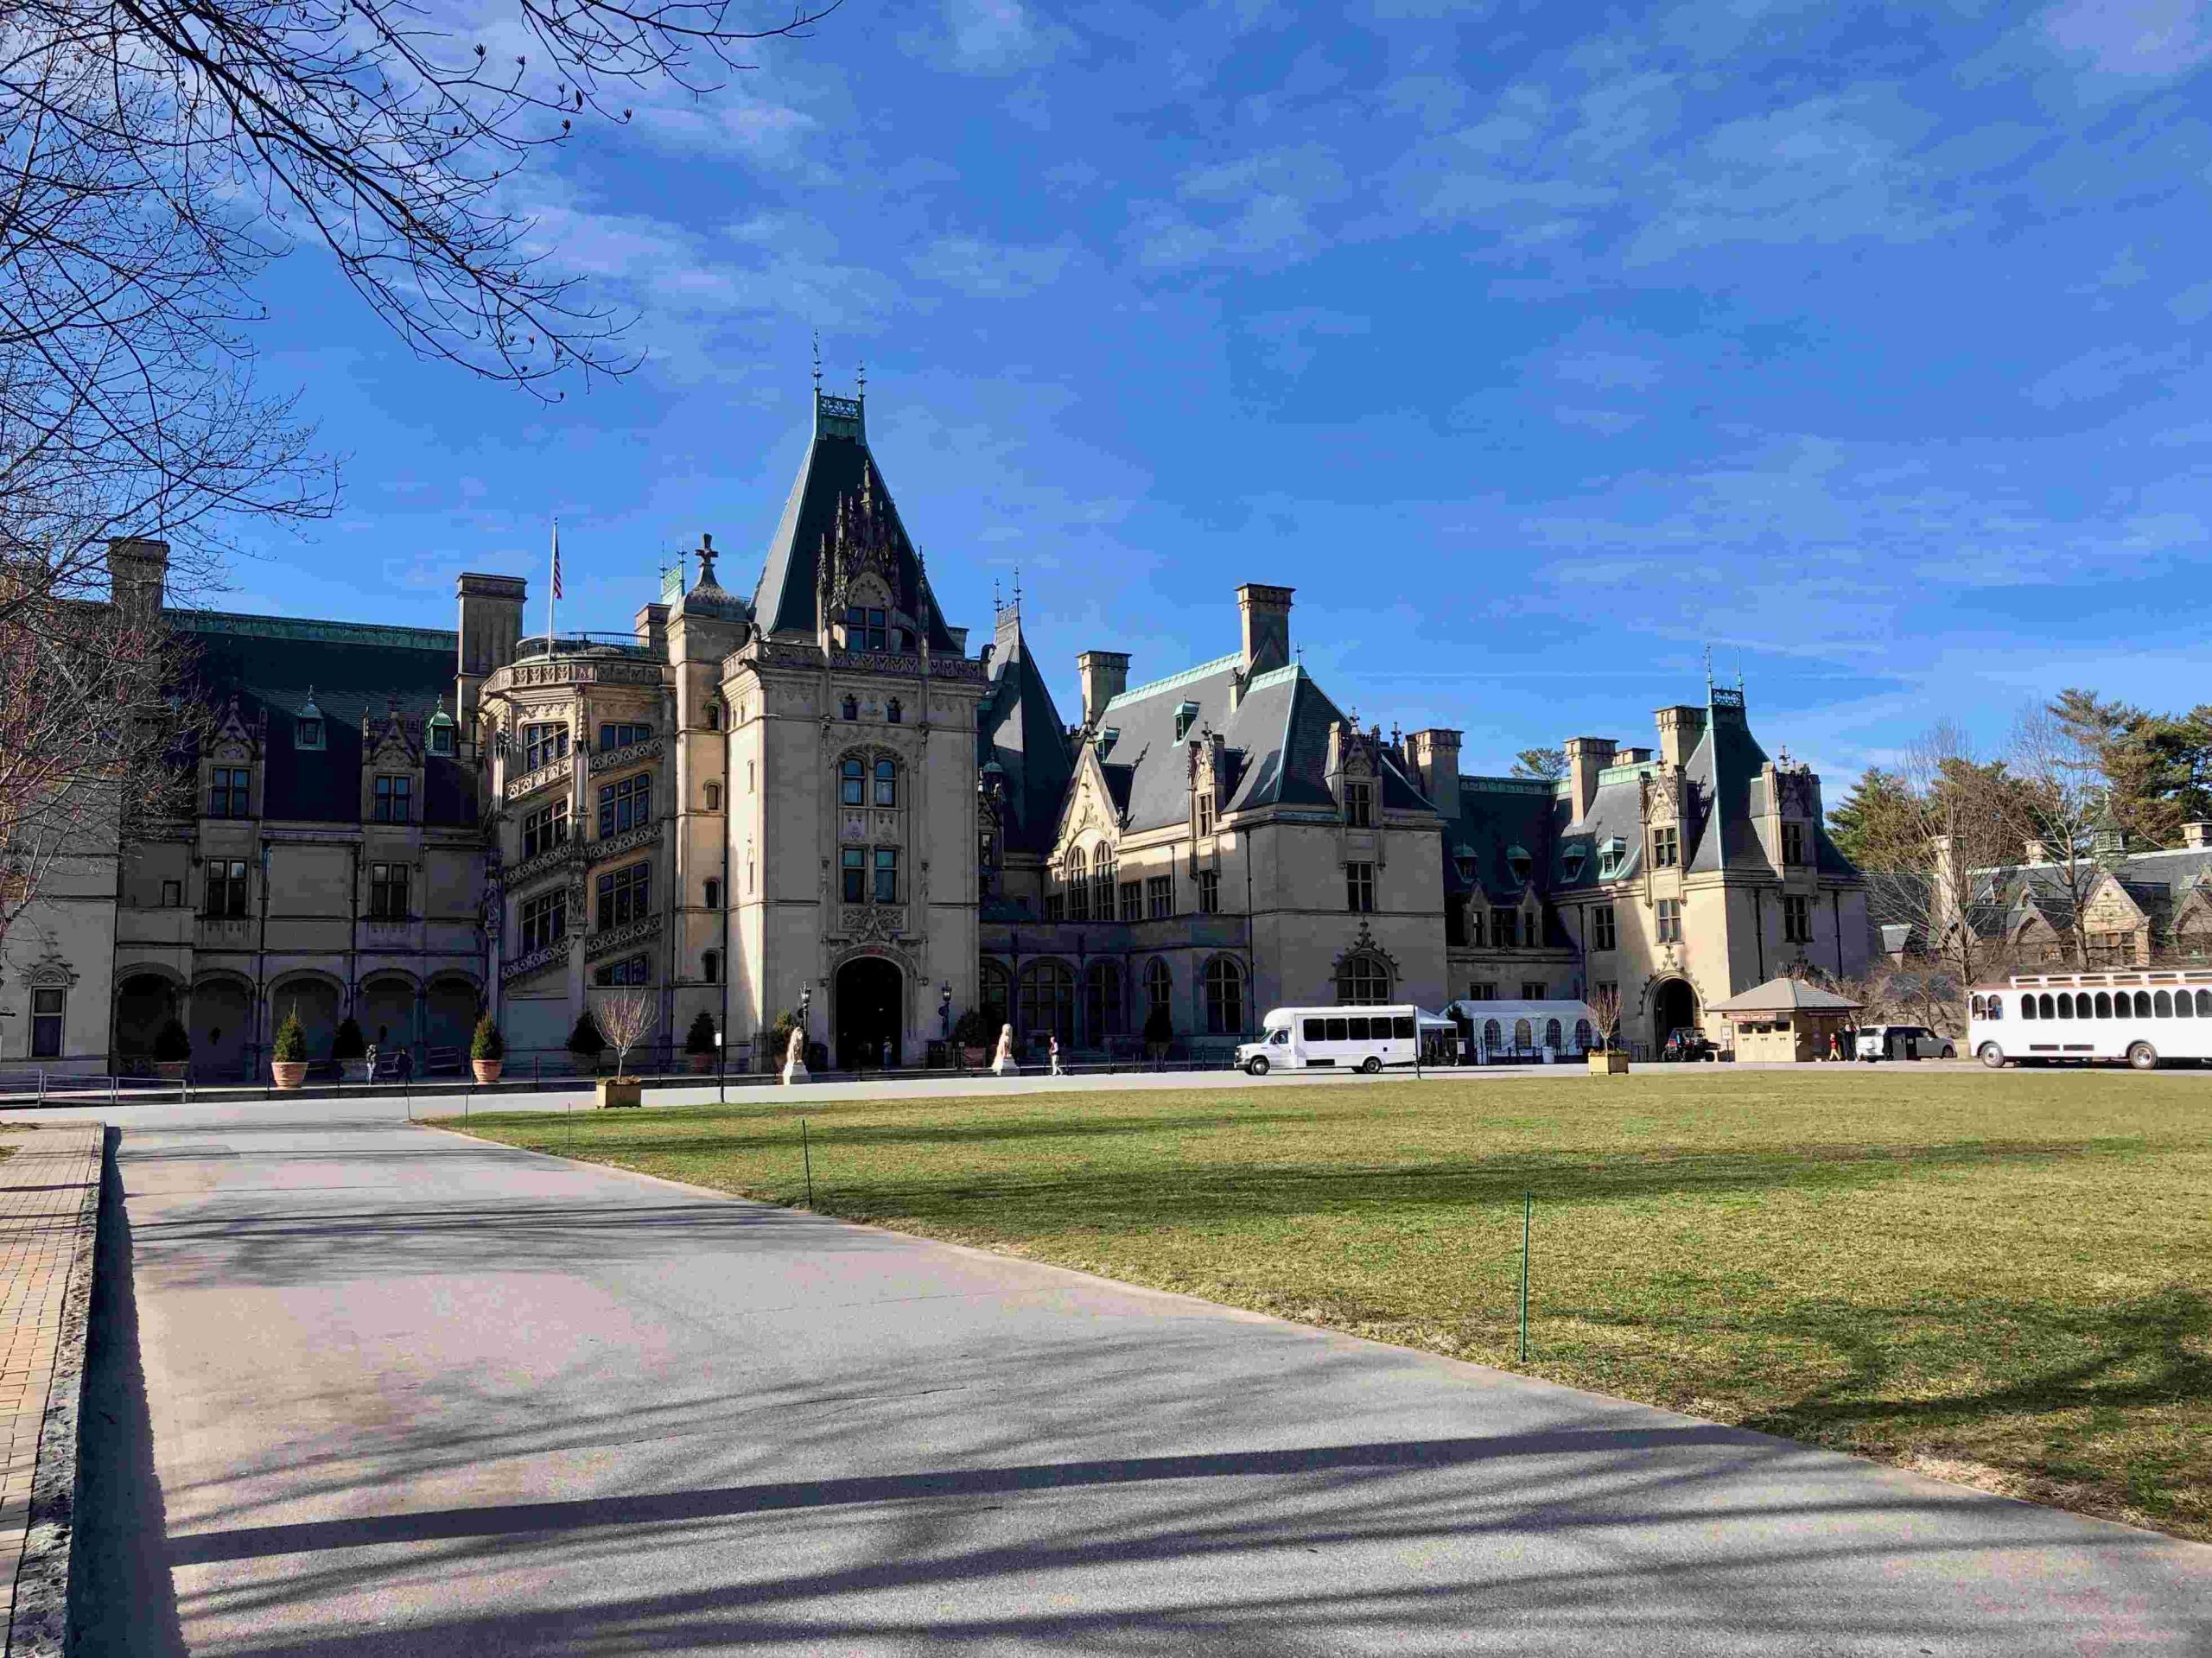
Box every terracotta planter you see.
[270,1061,308,1089]
[689,1054,715,1074]
[472,1058,504,1085]
[156,1060,189,1081]
[599,1077,642,1109]
[1587,1051,1630,1076]
[961,1046,988,1068]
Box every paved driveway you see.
[54,1095,2212,1655]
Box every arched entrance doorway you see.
[1652,978,1698,1051]
[114,973,180,1062]
[835,957,903,1070]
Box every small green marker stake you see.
[802,1117,815,1209]
[1519,1190,1532,1363]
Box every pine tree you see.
[1511,746,1565,780]
[1827,769,1919,870]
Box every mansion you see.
[0,387,1872,1077]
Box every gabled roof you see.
[751,391,957,651]
[1683,690,1770,874]
[1710,976,1862,1013]
[978,607,1073,857]
[178,612,476,826]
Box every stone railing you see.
[505,752,574,805]
[588,734,664,776]
[585,819,661,867]
[584,911,663,963]
[505,839,582,890]
[500,937,573,985]
[485,656,664,696]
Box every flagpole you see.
[548,516,559,650]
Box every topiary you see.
[153,1018,192,1062]
[566,1010,606,1058]
[470,1013,505,1062]
[952,1007,996,1047]
[685,1010,718,1057]
[766,1008,802,1059]
[272,1006,307,1064]
[330,1015,366,1061]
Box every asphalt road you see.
[52,1092,2212,1655]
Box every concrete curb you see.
[5,1126,103,1658]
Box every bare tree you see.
[1888,721,2023,1032]
[2003,706,2106,969]
[1586,982,1622,1051]
[592,987,658,1079]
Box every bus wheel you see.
[2128,1041,2160,1071]
[1246,1057,1269,1077]
[1978,1043,2007,1070]
[1360,1056,1382,1075]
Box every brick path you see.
[0,1124,101,1655]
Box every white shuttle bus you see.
[1237,1006,1456,1075]
[1969,970,2212,1070]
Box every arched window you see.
[1513,1017,1534,1050]
[1065,848,1090,921]
[2038,993,2056,1019]
[2057,993,2074,1019]
[2155,989,2173,1017]
[2176,991,2194,1020]
[840,757,865,806]
[887,697,902,725]
[980,961,1012,1026]
[1204,957,1244,1035]
[1085,961,1123,1040]
[1091,846,1115,920]
[707,702,722,730]
[874,757,899,807]
[1483,1018,1502,1051]
[1986,994,2003,1020]
[841,695,859,721]
[1144,958,1173,1022]
[1545,1017,1563,1049]
[2094,991,2112,1018]
[2198,989,2212,1017]
[2135,990,2153,1018]
[1337,952,1391,1005]
[1574,1018,1594,1051]
[1971,994,1986,1020]
[704,782,721,810]
[1019,961,1076,1044]
[702,950,720,984]
[2020,995,2037,1021]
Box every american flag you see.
[550,518,563,600]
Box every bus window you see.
[2155,990,2173,1018]
[1347,1016,1370,1040]
[1970,995,1984,1020]
[1393,1015,1414,1039]
[2094,992,2112,1018]
[2176,994,2194,1020]
[2056,993,2074,1019]
[1325,1017,1348,1041]
[2020,996,2037,1021]
[1304,1019,1325,1042]
[1986,994,2002,1020]
[2199,990,2212,1017]
[2039,994,2056,1019]
[2134,991,2153,1018]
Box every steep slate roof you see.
[978,607,1073,857]
[1961,845,2212,938]
[1683,695,1770,874]
[178,612,476,825]
[750,394,958,651]
[1088,658,1431,838]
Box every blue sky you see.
[230,0,2212,785]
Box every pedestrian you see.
[397,1045,414,1081]
[1049,1034,1063,1076]
[364,1042,378,1083]
[1827,1030,1841,1063]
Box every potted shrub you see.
[684,1010,718,1074]
[567,1010,607,1077]
[469,1013,505,1084]
[1586,988,1630,1075]
[953,1007,995,1069]
[270,1006,308,1089]
[593,989,656,1108]
[1142,1004,1174,1066]
[153,1017,192,1081]
[766,1010,802,1076]
[332,1015,369,1083]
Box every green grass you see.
[435,1070,2212,1540]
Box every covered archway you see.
[359,973,420,1052]
[1651,978,1698,1051]
[835,956,904,1070]
[191,974,254,1082]
[269,975,341,1061]
[425,975,481,1056]
[114,972,180,1061]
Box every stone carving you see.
[841,905,906,942]
[505,839,582,890]
[588,735,665,776]
[587,819,662,867]
[501,938,571,986]
[782,1024,810,1085]
[505,752,574,804]
[584,912,664,963]
[991,1022,1019,1075]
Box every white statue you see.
[782,1024,810,1085]
[991,1021,1020,1076]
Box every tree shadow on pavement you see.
[70,1128,188,1656]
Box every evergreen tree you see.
[1827,769,1918,870]
[1511,746,1566,780]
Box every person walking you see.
[397,1046,415,1081]
[1049,1034,1063,1076]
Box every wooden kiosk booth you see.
[1707,978,1862,1063]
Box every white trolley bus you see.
[1237,1006,1459,1075]
[1968,970,2212,1070]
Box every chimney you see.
[1404,728,1461,809]
[1236,583,1294,675]
[1561,735,1618,823]
[1654,704,1707,769]
[1076,649,1130,727]
[1618,746,1653,765]
[106,537,169,621]
[455,572,526,726]
[2187,823,2212,850]
[2024,837,2050,864]
[633,601,669,656]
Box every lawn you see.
[436,1070,2212,1540]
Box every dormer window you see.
[1561,848,1585,881]
[1196,793,1215,837]
[1507,844,1532,882]
[1454,845,1475,884]
[845,606,888,651]
[1598,836,1625,879]
[1345,781,1373,828]
[1781,821,1806,866]
[296,689,325,751]
[428,722,454,757]
[1174,700,1199,740]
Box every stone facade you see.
[0,388,1871,1076]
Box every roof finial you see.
[856,359,867,401]
[1012,563,1021,613]
[1702,643,1713,697]
[993,575,1001,611]
[811,331,822,391]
